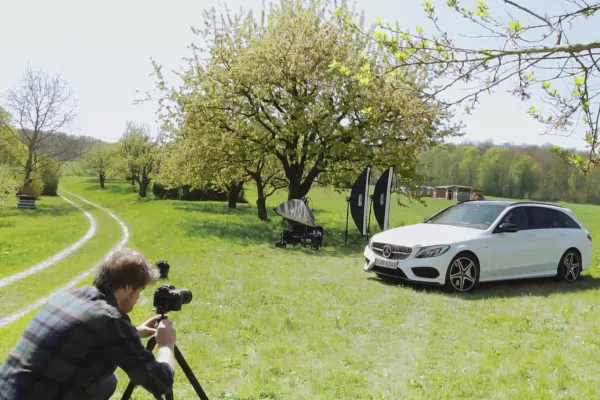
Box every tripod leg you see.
[174,345,210,400]
[121,338,158,400]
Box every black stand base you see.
[121,337,210,400]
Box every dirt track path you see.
[0,192,96,289]
[0,190,130,328]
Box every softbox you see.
[348,166,371,236]
[372,166,394,231]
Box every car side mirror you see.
[498,222,518,233]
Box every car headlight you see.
[415,245,450,258]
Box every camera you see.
[153,284,193,314]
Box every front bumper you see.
[363,245,451,285]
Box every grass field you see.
[2,176,600,399]
[0,195,89,280]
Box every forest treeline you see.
[419,141,600,204]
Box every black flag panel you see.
[349,166,371,236]
[372,166,394,231]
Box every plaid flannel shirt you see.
[0,285,174,400]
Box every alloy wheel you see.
[561,251,581,282]
[448,256,478,292]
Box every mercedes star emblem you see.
[382,245,393,258]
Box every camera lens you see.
[180,289,193,305]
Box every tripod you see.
[121,336,210,400]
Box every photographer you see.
[0,248,177,400]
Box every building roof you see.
[435,185,478,190]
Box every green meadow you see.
[2,176,600,399]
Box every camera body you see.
[153,284,193,314]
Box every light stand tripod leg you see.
[345,200,350,245]
[173,345,210,400]
[120,338,210,400]
[121,337,158,400]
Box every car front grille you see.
[371,242,412,260]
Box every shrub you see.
[0,165,20,210]
[152,182,247,203]
[41,160,61,196]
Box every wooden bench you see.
[17,195,37,210]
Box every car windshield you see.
[426,202,508,230]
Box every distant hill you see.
[18,129,107,161]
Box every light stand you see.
[121,336,209,400]
[344,196,371,245]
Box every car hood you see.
[372,223,484,247]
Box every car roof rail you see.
[510,201,566,209]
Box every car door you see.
[525,206,562,275]
[545,208,581,273]
[487,206,536,280]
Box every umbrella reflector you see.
[274,199,317,227]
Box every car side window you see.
[527,207,550,229]
[527,207,568,229]
[550,209,581,229]
[500,207,529,230]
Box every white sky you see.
[0,0,592,151]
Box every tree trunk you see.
[256,195,267,220]
[22,149,35,193]
[99,173,105,189]
[285,164,320,200]
[227,181,244,209]
[138,174,150,197]
[254,179,268,220]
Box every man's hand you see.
[137,315,163,339]
[156,318,177,373]
[156,318,176,348]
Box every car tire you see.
[557,249,582,283]
[445,252,479,293]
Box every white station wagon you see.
[363,201,593,292]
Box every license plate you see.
[375,258,398,269]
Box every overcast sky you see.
[0,0,591,150]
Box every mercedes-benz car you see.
[363,200,592,292]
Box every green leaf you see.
[541,81,551,90]
[582,8,595,17]
[583,100,590,110]
[475,1,489,17]
[447,0,458,7]
[574,76,585,86]
[394,50,408,60]
[374,16,382,25]
[423,0,435,13]
[585,132,594,143]
[508,20,523,33]
[522,71,534,81]
[416,25,423,35]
